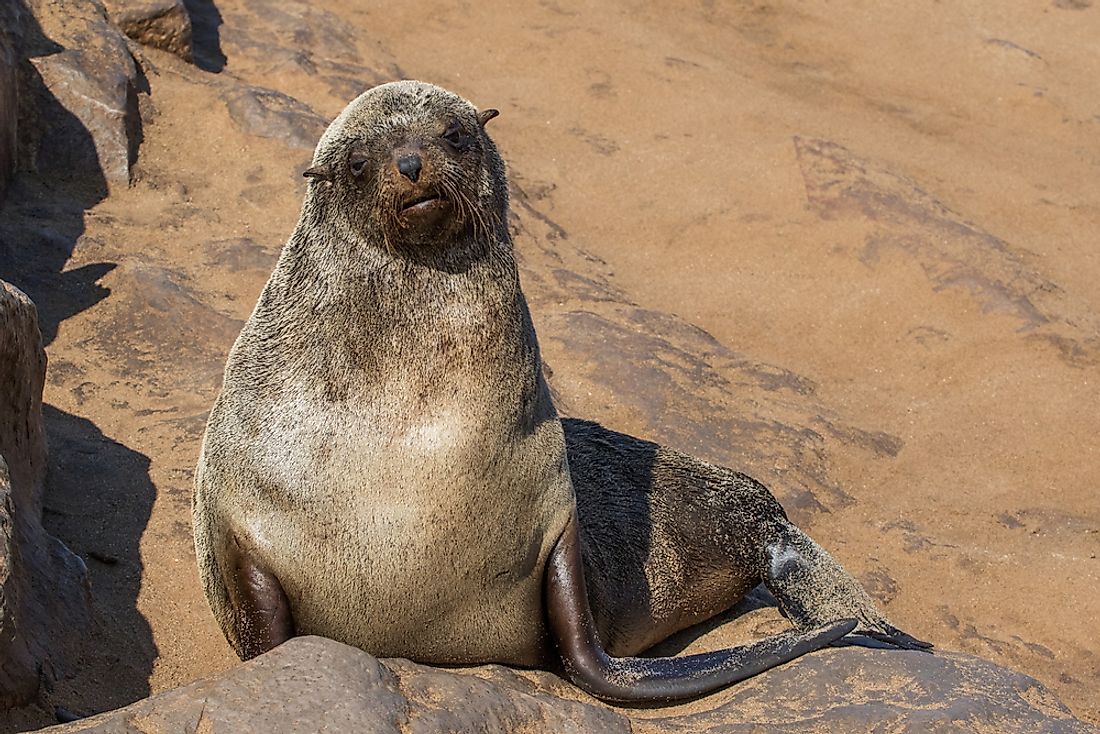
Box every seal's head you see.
[303,81,505,253]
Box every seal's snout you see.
[397,153,422,183]
[388,144,451,229]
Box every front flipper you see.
[545,514,856,704]
[225,534,296,660]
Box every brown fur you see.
[194,81,925,678]
[194,81,571,666]
[564,419,912,656]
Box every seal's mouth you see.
[400,192,447,215]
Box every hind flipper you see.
[839,624,933,651]
[762,524,932,652]
[545,513,856,704]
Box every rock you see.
[0,281,91,708]
[0,19,16,204]
[39,636,1098,733]
[222,86,327,150]
[0,283,47,530]
[20,0,142,188]
[0,458,36,708]
[216,0,366,79]
[103,0,193,62]
[78,259,245,392]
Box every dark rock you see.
[39,636,1098,733]
[103,0,193,62]
[0,19,16,204]
[0,281,91,708]
[222,86,327,150]
[20,0,142,188]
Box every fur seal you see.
[193,80,928,705]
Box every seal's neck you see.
[294,199,509,273]
[256,216,523,344]
[242,217,539,413]
[315,233,511,296]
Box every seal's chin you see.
[397,192,453,236]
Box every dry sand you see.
[2,0,1098,729]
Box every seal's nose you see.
[397,153,422,183]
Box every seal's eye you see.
[349,153,370,178]
[442,120,475,152]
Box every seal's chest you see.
[396,409,472,454]
[260,386,503,494]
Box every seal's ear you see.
[303,164,332,182]
[477,109,500,128]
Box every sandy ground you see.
[1,0,1098,729]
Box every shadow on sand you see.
[0,1,158,729]
[182,0,227,73]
